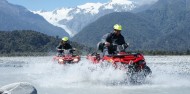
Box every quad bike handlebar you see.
[57,48,76,52]
[110,43,129,52]
[57,49,76,56]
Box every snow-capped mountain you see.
[33,0,157,37]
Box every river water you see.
[0,56,190,94]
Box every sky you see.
[6,0,109,11]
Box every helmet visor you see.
[114,29,121,32]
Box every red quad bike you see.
[54,49,81,64]
[87,44,152,84]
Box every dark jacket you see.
[56,42,72,50]
[100,32,126,54]
[102,32,126,45]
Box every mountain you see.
[33,0,157,36]
[71,12,158,50]
[0,0,69,37]
[72,0,190,51]
[139,0,190,51]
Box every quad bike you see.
[87,43,152,84]
[53,49,81,64]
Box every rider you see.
[97,24,128,55]
[56,37,73,56]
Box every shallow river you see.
[0,56,190,94]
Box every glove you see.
[123,43,129,48]
[105,42,110,47]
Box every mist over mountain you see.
[33,0,157,36]
[0,0,69,37]
[72,0,190,51]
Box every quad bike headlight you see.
[73,58,79,62]
[59,59,64,62]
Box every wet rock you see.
[0,90,4,94]
[0,82,37,94]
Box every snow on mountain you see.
[33,8,74,36]
[32,0,157,37]
[103,0,136,11]
[33,8,73,25]
[132,0,158,6]
[109,0,133,6]
[77,3,104,14]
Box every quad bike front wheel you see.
[126,65,152,84]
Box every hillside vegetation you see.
[0,30,93,56]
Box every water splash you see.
[1,56,190,94]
